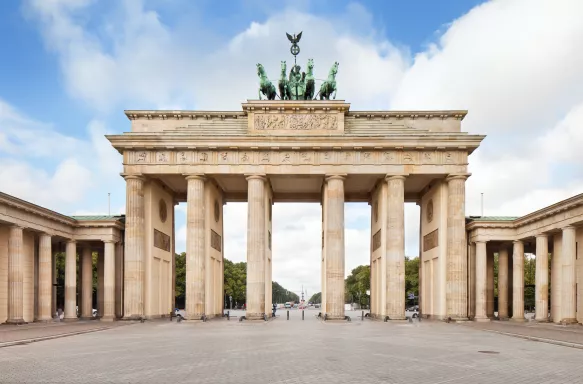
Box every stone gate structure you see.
[107,100,484,321]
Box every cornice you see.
[466,192,583,231]
[106,133,485,153]
[124,108,468,121]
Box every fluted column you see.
[324,175,346,320]
[6,225,25,324]
[123,175,145,319]
[38,233,53,322]
[535,234,549,322]
[486,251,494,317]
[551,234,562,322]
[511,240,525,321]
[64,240,77,320]
[185,175,206,319]
[81,247,93,319]
[498,247,509,319]
[102,240,116,321]
[246,174,266,320]
[386,175,406,320]
[52,253,57,318]
[474,241,489,321]
[560,226,577,324]
[446,175,468,320]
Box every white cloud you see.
[0,98,123,214]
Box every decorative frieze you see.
[254,113,339,131]
[128,149,466,166]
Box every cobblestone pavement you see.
[0,320,129,344]
[1,310,582,383]
[463,319,583,346]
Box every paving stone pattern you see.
[1,310,582,383]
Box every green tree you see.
[224,259,247,306]
[405,257,419,299]
[308,292,321,304]
[272,281,299,304]
[345,265,370,306]
[175,252,186,307]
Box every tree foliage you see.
[308,292,321,304]
[345,265,370,305]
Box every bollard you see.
[227,311,230,321]
[287,310,289,320]
[302,310,304,320]
[362,311,364,321]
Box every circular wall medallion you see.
[427,199,434,223]
[214,200,220,222]
[159,199,167,223]
[374,200,379,223]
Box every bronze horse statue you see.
[257,63,276,100]
[319,62,338,100]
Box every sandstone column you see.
[386,175,406,320]
[64,240,77,320]
[486,250,494,317]
[551,233,562,322]
[52,252,57,318]
[474,241,489,321]
[535,234,549,322]
[123,175,145,319]
[324,175,346,320]
[37,233,53,322]
[6,225,25,324]
[97,250,104,316]
[102,240,116,321]
[511,240,525,321]
[115,241,124,318]
[246,175,266,320]
[185,175,206,319]
[81,247,93,319]
[446,175,468,320]
[560,226,577,324]
[498,247,509,319]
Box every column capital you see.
[446,173,471,182]
[9,224,25,230]
[39,232,53,238]
[513,239,523,244]
[103,239,117,244]
[535,233,549,239]
[324,174,347,182]
[474,240,487,244]
[122,173,145,181]
[245,174,267,181]
[184,174,206,181]
[562,225,576,231]
[66,239,77,244]
[385,174,408,182]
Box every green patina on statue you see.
[257,63,276,100]
[255,32,338,101]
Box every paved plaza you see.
[1,310,582,383]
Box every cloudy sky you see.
[1,0,582,298]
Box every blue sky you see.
[1,0,582,295]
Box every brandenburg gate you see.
[107,98,484,321]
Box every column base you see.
[534,318,549,323]
[35,318,54,323]
[63,317,79,322]
[497,316,509,321]
[474,316,491,322]
[245,313,266,321]
[100,316,115,322]
[122,315,145,321]
[386,314,406,321]
[324,314,347,321]
[79,316,96,321]
[3,319,27,325]
[560,318,578,325]
[510,317,526,322]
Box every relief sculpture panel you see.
[254,113,338,131]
